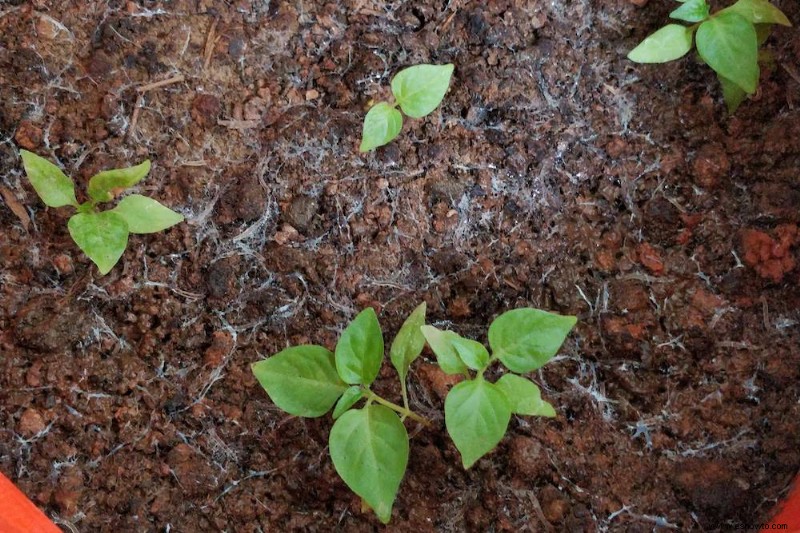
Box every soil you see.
[1,0,799,531]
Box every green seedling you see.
[359,63,454,152]
[20,150,184,275]
[628,0,791,113]
[252,304,576,523]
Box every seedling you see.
[251,304,576,523]
[20,150,184,275]
[359,63,454,152]
[627,0,791,113]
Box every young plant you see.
[251,304,576,523]
[359,63,454,152]
[20,150,184,275]
[627,0,791,113]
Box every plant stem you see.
[400,379,409,411]
[365,390,431,426]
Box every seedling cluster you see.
[628,0,791,112]
[21,151,184,275]
[359,63,454,152]
[252,303,576,523]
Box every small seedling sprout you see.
[360,64,454,152]
[20,150,184,275]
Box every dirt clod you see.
[14,121,42,150]
[18,408,46,437]
[191,94,221,127]
[167,443,219,497]
[741,225,798,282]
[13,296,87,352]
[692,144,730,189]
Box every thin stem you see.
[400,379,409,411]
[365,390,431,426]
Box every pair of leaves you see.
[20,150,184,274]
[360,64,454,152]
[422,309,577,375]
[69,196,184,274]
[22,150,152,208]
[627,0,791,113]
[445,374,557,468]
[251,307,413,524]
[422,309,575,467]
[251,308,386,417]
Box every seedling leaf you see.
[420,325,469,375]
[67,211,129,275]
[627,24,695,63]
[333,386,364,419]
[87,160,151,203]
[496,374,556,417]
[450,336,490,372]
[359,102,403,152]
[489,308,577,373]
[335,308,384,386]
[718,73,747,113]
[696,12,759,93]
[670,0,710,23]
[445,378,511,468]
[20,150,78,208]
[724,0,791,26]
[390,302,427,383]
[111,194,184,234]
[251,345,347,417]
[391,64,454,118]
[329,405,409,524]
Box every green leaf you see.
[495,374,556,417]
[335,308,384,386]
[420,325,469,375]
[329,405,409,524]
[488,308,577,373]
[724,0,791,27]
[67,211,129,275]
[718,74,748,113]
[445,378,511,468]
[627,24,695,63]
[696,12,759,94]
[450,337,490,372]
[389,302,427,383]
[20,150,78,208]
[110,194,183,234]
[390,64,455,119]
[251,345,347,417]
[332,386,364,419]
[359,102,403,152]
[670,0,710,23]
[87,160,151,203]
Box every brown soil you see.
[1,1,799,531]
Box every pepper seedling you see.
[20,150,184,275]
[251,304,576,523]
[627,0,791,113]
[359,63,454,152]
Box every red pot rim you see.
[769,474,800,531]
[0,472,60,533]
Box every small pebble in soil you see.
[191,94,221,127]
[18,408,46,437]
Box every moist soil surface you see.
[1,1,800,531]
